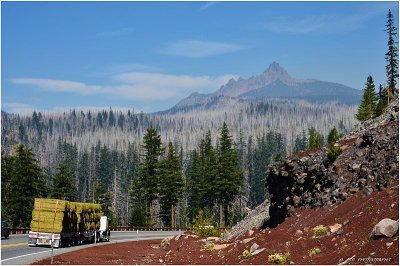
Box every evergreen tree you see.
[18,123,28,143]
[128,179,147,226]
[385,9,399,101]
[78,152,90,201]
[375,84,387,116]
[187,150,203,222]
[2,144,47,227]
[293,130,308,153]
[215,122,243,227]
[134,126,162,224]
[250,136,268,207]
[187,131,218,223]
[1,154,14,220]
[51,163,77,201]
[249,131,286,207]
[327,126,340,145]
[95,183,116,225]
[308,127,323,150]
[326,125,343,162]
[272,132,286,160]
[97,145,113,186]
[158,142,185,227]
[356,75,378,121]
[199,131,218,208]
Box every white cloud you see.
[263,15,330,34]
[200,2,219,11]
[11,78,104,95]
[115,72,236,99]
[89,63,161,77]
[11,72,236,102]
[2,102,36,115]
[104,63,160,73]
[157,40,245,58]
[262,10,383,34]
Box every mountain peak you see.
[263,61,291,80]
[211,61,361,104]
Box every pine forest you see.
[1,98,357,228]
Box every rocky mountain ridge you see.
[166,62,362,113]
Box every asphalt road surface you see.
[1,230,182,265]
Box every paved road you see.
[1,231,181,265]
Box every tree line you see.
[356,9,398,121]
[2,119,346,229]
[1,122,286,229]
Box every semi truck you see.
[28,198,110,248]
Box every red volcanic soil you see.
[34,184,399,265]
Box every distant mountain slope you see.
[162,93,239,114]
[239,79,362,105]
[166,62,362,113]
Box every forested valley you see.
[1,98,357,228]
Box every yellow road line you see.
[1,242,26,248]
[0,233,176,248]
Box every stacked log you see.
[30,198,101,233]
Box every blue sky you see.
[1,1,398,114]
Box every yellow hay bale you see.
[31,198,102,233]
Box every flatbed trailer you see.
[28,198,109,248]
[28,229,101,248]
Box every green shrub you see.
[268,253,289,265]
[192,210,221,238]
[161,238,170,250]
[194,225,221,238]
[313,225,329,237]
[309,247,321,257]
[203,242,215,251]
[327,146,342,162]
[242,250,252,259]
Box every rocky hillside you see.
[266,101,398,228]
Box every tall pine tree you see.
[133,126,162,225]
[51,163,77,201]
[158,142,185,227]
[2,145,47,227]
[187,131,218,223]
[128,179,147,226]
[215,122,243,227]
[385,9,399,102]
[187,150,203,222]
[356,75,377,121]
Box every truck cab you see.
[98,216,110,242]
